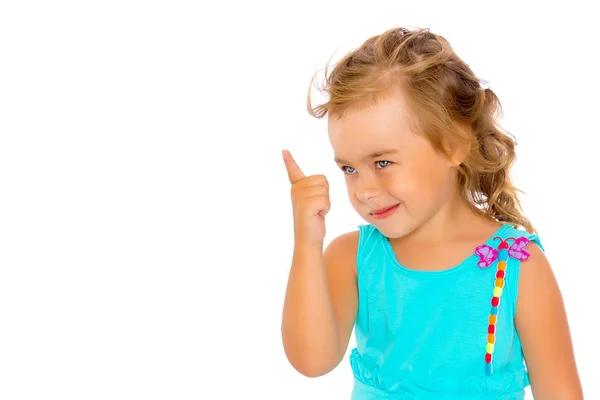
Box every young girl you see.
[281,27,583,399]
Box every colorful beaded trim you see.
[474,236,531,376]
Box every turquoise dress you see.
[350,223,543,400]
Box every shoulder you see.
[510,230,549,302]
[517,239,549,290]
[515,239,559,322]
[323,230,360,275]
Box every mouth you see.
[370,203,401,219]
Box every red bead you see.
[491,297,500,307]
[499,241,509,250]
[488,325,495,334]
[496,270,505,278]
[485,353,492,363]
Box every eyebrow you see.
[334,149,400,165]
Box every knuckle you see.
[315,174,328,184]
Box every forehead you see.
[327,93,418,158]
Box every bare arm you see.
[281,231,358,377]
[515,243,583,399]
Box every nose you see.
[354,175,382,202]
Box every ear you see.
[444,124,473,167]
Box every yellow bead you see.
[486,343,495,353]
[493,287,503,297]
[498,261,506,271]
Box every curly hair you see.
[307,27,535,234]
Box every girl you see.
[281,27,583,399]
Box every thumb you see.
[282,149,305,183]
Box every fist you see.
[282,149,330,246]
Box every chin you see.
[364,217,414,239]
[375,225,411,240]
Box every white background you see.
[1,1,597,399]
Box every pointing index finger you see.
[282,149,305,183]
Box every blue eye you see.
[342,166,356,174]
[377,160,392,168]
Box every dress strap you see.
[473,224,542,376]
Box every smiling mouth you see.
[370,203,401,217]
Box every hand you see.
[282,149,330,246]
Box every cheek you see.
[420,163,454,198]
[387,165,426,193]
[344,179,356,197]
[390,162,449,198]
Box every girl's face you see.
[328,92,461,239]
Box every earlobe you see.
[451,139,471,166]
[443,140,469,167]
[445,125,473,167]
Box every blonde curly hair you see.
[307,27,535,234]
